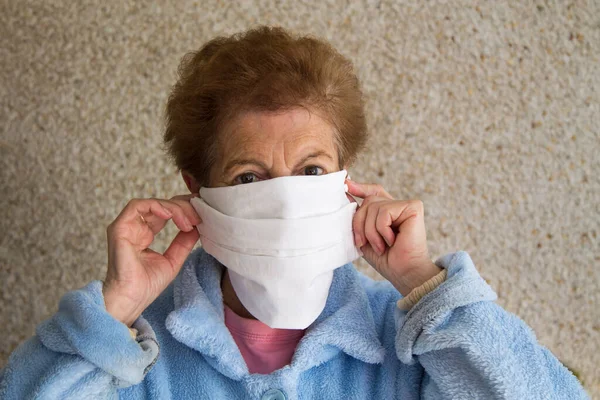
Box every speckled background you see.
[1,0,598,396]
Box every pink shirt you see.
[224,305,305,374]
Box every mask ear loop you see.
[344,170,351,193]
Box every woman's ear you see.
[181,171,201,194]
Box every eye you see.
[235,172,259,185]
[303,166,324,176]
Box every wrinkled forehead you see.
[217,108,339,163]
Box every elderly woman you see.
[0,26,587,400]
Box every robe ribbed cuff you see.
[396,268,448,310]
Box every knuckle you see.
[124,198,143,214]
[355,200,368,214]
[364,215,376,234]
[108,217,123,230]
[405,200,424,218]
[106,221,125,239]
[151,197,169,209]
[352,210,364,228]
[158,199,177,213]
[412,200,424,212]
[365,229,379,244]
[163,199,179,210]
[362,196,375,206]
[177,201,192,212]
[376,209,387,226]
[126,198,141,208]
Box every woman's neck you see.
[221,269,256,319]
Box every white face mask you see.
[190,169,362,329]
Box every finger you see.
[376,205,397,248]
[345,180,393,200]
[391,200,425,229]
[163,229,201,274]
[107,200,171,253]
[117,199,173,234]
[168,196,202,226]
[352,202,368,248]
[139,199,188,234]
[393,200,428,252]
[140,200,177,234]
[118,197,196,236]
[364,204,386,255]
[359,242,382,266]
[357,193,386,209]
[170,193,200,201]
[157,199,195,232]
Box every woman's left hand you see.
[346,179,442,296]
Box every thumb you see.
[360,242,385,274]
[346,180,393,200]
[163,229,200,273]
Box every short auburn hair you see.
[163,25,368,187]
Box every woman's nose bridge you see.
[268,167,293,179]
[268,149,294,178]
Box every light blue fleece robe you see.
[0,248,588,399]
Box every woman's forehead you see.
[220,108,338,157]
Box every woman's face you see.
[193,108,342,189]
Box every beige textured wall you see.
[1,0,598,395]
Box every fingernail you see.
[383,236,391,247]
[161,205,172,216]
[377,244,385,255]
[359,234,365,248]
[354,232,361,247]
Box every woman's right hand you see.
[102,194,202,327]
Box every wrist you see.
[393,261,443,297]
[102,284,141,327]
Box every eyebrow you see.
[296,150,334,166]
[224,150,334,175]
